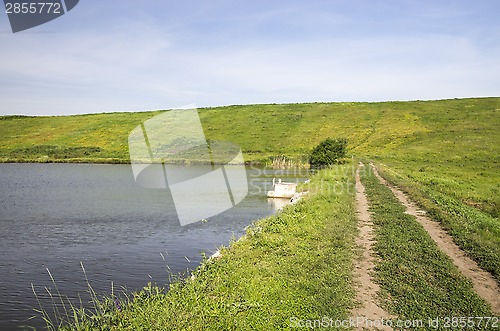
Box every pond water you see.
[0,163,308,330]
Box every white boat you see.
[267,178,297,198]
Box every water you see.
[0,163,307,330]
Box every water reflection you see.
[267,198,292,211]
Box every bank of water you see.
[0,163,308,331]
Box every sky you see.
[0,0,499,116]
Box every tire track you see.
[352,162,393,330]
[370,163,500,315]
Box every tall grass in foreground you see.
[31,263,125,331]
[360,167,494,329]
[39,163,358,330]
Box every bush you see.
[309,138,347,168]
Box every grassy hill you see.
[1,97,498,215]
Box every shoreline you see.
[0,159,312,169]
[71,164,357,330]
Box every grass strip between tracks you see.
[360,165,494,329]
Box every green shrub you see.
[309,137,347,168]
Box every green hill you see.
[1,97,498,215]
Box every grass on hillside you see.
[360,165,495,329]
[0,111,162,163]
[44,164,358,330]
[1,98,498,218]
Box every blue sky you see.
[1,0,499,115]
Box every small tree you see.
[309,137,347,168]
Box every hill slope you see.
[1,97,498,213]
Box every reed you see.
[31,263,126,331]
[266,154,309,169]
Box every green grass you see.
[0,111,162,163]
[50,164,358,330]
[378,165,500,283]
[360,165,495,329]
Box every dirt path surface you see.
[370,163,500,315]
[352,163,393,330]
